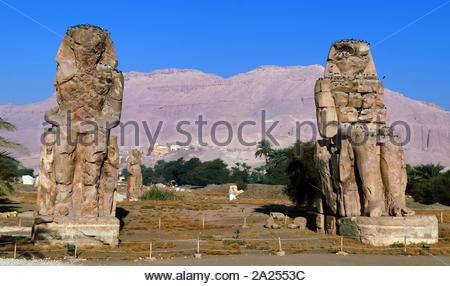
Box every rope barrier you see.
[1,218,449,259]
[1,235,449,247]
[1,244,450,257]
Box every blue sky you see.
[0,0,449,110]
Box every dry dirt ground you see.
[1,184,450,266]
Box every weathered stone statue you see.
[228,185,244,200]
[313,40,438,245]
[126,149,143,200]
[33,25,123,245]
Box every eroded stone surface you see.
[126,149,143,200]
[33,216,120,246]
[314,40,414,219]
[337,215,438,246]
[312,40,428,244]
[33,25,123,246]
[228,185,244,200]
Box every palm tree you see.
[0,117,27,195]
[0,118,27,153]
[255,140,272,163]
[406,163,445,194]
[265,148,288,172]
[0,151,20,195]
[412,164,445,181]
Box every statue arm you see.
[314,79,338,138]
[100,70,124,129]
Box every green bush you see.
[18,168,34,176]
[406,164,445,194]
[0,152,20,196]
[223,240,246,246]
[139,186,180,201]
[229,162,250,190]
[284,141,321,206]
[410,171,450,205]
[235,180,248,191]
[261,146,289,185]
[188,159,230,186]
[390,242,405,248]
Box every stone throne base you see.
[32,216,120,246]
[337,215,438,246]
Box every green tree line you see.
[121,140,292,189]
[406,164,450,205]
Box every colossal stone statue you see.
[126,149,143,200]
[33,25,123,245]
[313,40,437,245]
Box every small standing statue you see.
[313,40,415,233]
[33,25,123,245]
[126,149,143,200]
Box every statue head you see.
[67,25,108,67]
[53,24,121,118]
[55,24,118,84]
[324,39,377,79]
[127,149,142,166]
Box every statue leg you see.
[99,164,117,216]
[53,129,76,216]
[82,131,107,216]
[380,132,415,216]
[339,139,361,216]
[101,136,120,216]
[314,140,338,215]
[352,130,385,217]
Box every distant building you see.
[169,144,181,151]
[152,143,169,155]
[21,175,35,185]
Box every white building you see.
[21,175,35,185]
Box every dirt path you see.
[81,253,450,266]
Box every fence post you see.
[158,217,161,230]
[404,236,407,254]
[202,216,205,230]
[194,238,202,258]
[149,241,152,259]
[276,237,285,256]
[13,242,17,259]
[340,236,343,252]
[242,216,248,228]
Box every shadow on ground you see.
[0,198,20,213]
[115,207,129,230]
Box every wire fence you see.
[119,212,449,230]
[0,234,448,260]
[0,212,448,260]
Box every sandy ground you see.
[1,184,450,265]
[82,253,450,266]
[2,253,448,266]
[0,258,66,266]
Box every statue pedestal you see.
[337,215,438,246]
[32,215,120,246]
